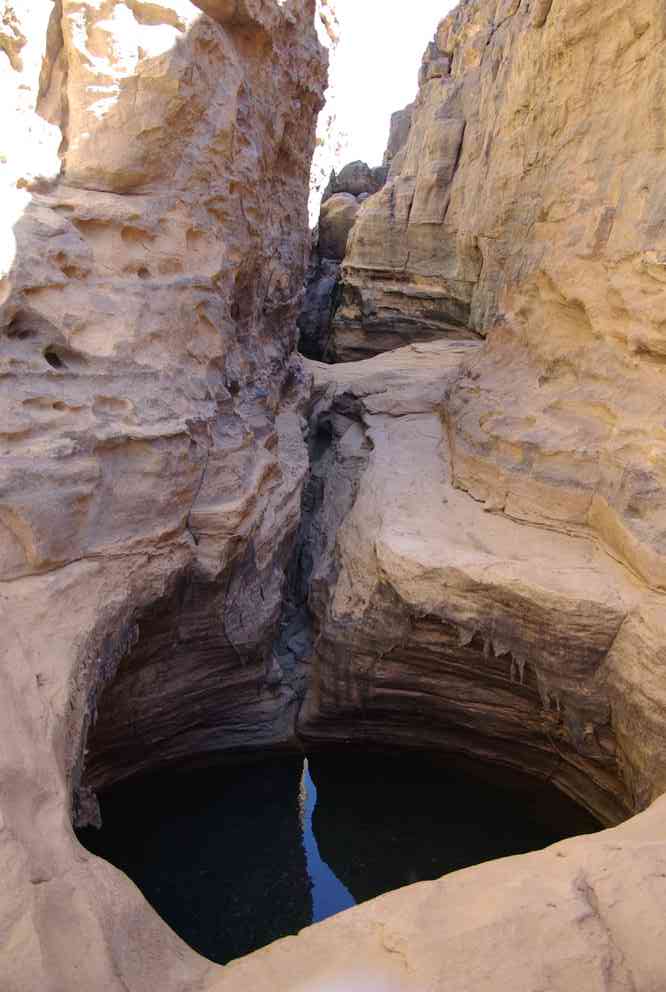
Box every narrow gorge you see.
[2,0,666,989]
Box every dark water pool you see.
[78,752,599,964]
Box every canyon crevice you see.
[3,0,666,989]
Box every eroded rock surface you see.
[299,158,392,360]
[1,0,324,987]
[300,342,666,825]
[316,0,666,813]
[331,0,666,366]
[3,0,666,989]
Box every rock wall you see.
[0,0,324,987]
[298,159,389,358]
[299,343,658,826]
[303,0,666,824]
[4,0,666,989]
[382,101,414,170]
[330,0,666,366]
[295,0,666,981]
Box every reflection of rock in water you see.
[79,752,600,966]
[309,752,600,906]
[300,759,355,922]
[79,759,313,965]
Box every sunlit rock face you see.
[298,341,659,827]
[0,1,324,988]
[3,0,666,990]
[313,0,666,820]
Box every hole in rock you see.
[43,346,65,369]
[43,344,89,371]
[77,750,599,966]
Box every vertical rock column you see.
[0,2,325,989]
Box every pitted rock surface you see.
[3,1,666,990]
[1,1,324,988]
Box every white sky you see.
[321,1,455,169]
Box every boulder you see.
[322,158,388,202]
[317,191,361,260]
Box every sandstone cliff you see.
[3,0,666,990]
[331,0,666,370]
[1,1,324,987]
[309,0,666,819]
[292,0,666,979]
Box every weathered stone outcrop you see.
[382,101,414,170]
[309,0,666,815]
[299,342,666,825]
[321,159,387,203]
[0,0,324,987]
[4,0,666,989]
[299,159,390,358]
[331,0,666,367]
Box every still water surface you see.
[79,752,598,964]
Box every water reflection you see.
[309,752,599,906]
[300,758,355,921]
[78,752,599,965]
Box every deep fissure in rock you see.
[77,379,626,827]
[75,379,608,965]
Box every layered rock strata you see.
[314,0,666,818]
[299,342,666,825]
[3,0,666,989]
[1,0,324,987]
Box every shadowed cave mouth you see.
[77,751,599,965]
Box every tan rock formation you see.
[299,158,394,360]
[382,100,414,170]
[289,1,666,980]
[331,0,666,362]
[3,0,666,988]
[318,0,666,815]
[321,159,387,202]
[1,0,324,986]
[299,341,665,823]
[317,191,360,260]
